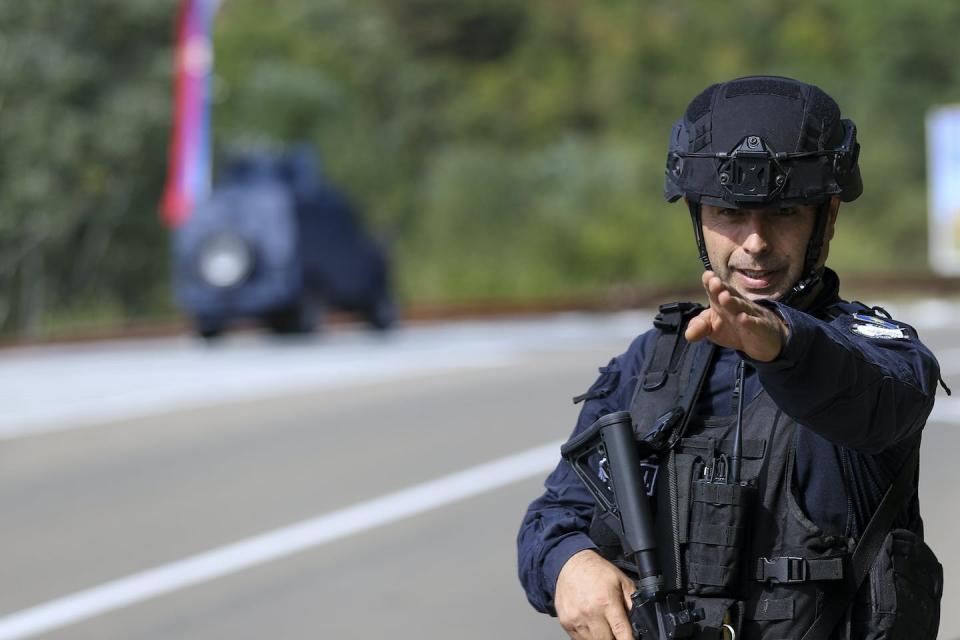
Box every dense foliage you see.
[2,0,960,335]
[0,1,175,334]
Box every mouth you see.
[731,267,782,291]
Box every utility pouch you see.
[686,478,757,596]
[852,528,943,639]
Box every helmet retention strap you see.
[687,201,712,271]
[781,200,832,306]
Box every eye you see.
[775,207,798,217]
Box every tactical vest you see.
[586,302,943,639]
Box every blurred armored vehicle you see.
[173,146,396,338]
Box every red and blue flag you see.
[160,0,220,228]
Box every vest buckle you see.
[757,556,807,584]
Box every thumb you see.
[684,309,713,342]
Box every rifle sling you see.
[799,444,920,640]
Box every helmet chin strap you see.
[687,199,831,308]
[686,200,712,270]
[779,200,831,307]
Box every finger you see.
[717,289,756,317]
[739,309,786,349]
[578,619,612,640]
[562,619,588,640]
[606,605,634,640]
[706,274,725,305]
[702,272,724,307]
[707,277,744,324]
[736,305,780,334]
[620,578,636,610]
[701,270,716,289]
[565,626,586,640]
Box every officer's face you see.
[700,201,838,301]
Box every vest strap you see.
[628,302,716,591]
[642,302,704,391]
[642,331,681,391]
[679,436,767,459]
[691,481,751,506]
[745,598,795,621]
[689,522,745,547]
[754,556,844,584]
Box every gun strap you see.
[799,443,921,640]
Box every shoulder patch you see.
[850,313,908,340]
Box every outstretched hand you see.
[684,271,789,362]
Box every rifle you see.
[561,411,703,639]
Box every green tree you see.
[0,1,176,336]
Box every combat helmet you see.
[665,75,862,301]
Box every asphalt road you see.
[1,306,958,639]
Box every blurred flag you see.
[160,0,220,228]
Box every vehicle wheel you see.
[195,316,224,340]
[265,300,316,334]
[367,292,398,331]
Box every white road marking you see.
[0,440,563,640]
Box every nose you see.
[741,212,771,255]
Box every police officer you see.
[517,76,945,639]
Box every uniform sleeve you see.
[748,302,941,453]
[516,335,648,615]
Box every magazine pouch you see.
[685,478,757,597]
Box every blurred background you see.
[2,0,960,338]
[1,1,959,638]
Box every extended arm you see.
[685,272,940,452]
[750,302,938,452]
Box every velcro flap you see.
[745,598,795,621]
[687,562,736,587]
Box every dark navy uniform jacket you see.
[517,269,942,614]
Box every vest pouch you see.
[851,528,943,639]
[685,479,757,597]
